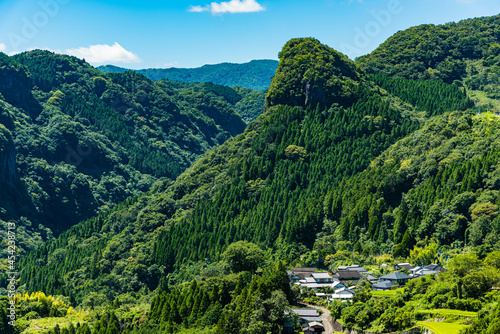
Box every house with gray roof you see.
[372,280,396,291]
[395,263,414,271]
[334,270,362,282]
[311,272,334,283]
[379,272,412,286]
[288,309,322,323]
[288,267,318,283]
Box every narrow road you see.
[301,303,334,334]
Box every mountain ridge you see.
[0,49,263,252]
[97,59,279,91]
[6,14,500,334]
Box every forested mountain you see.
[15,36,472,308]
[98,59,279,91]
[0,50,263,256]
[357,14,500,108]
[6,14,500,334]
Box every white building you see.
[331,287,356,302]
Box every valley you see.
[2,11,500,334]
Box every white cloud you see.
[65,42,141,64]
[189,5,209,12]
[0,43,6,52]
[189,0,265,14]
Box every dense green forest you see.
[5,14,500,334]
[357,14,500,104]
[0,50,263,259]
[98,59,279,91]
[13,36,471,309]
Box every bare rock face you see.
[0,53,41,114]
[0,124,17,186]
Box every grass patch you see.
[417,321,469,334]
[416,309,478,318]
[372,289,403,298]
[21,311,90,334]
[468,89,500,112]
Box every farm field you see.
[417,321,470,334]
[416,309,477,318]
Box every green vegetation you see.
[12,34,477,318]
[267,38,361,108]
[369,74,473,117]
[137,257,292,334]
[357,15,500,107]
[357,15,500,81]
[98,59,279,91]
[463,302,500,333]
[333,251,498,333]
[6,13,500,334]
[417,321,469,334]
[0,50,263,255]
[321,110,500,258]
[371,290,398,298]
[416,309,477,317]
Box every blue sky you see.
[1,0,500,69]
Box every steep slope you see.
[322,110,500,257]
[0,53,40,114]
[163,81,266,124]
[16,37,473,305]
[357,15,500,107]
[98,59,279,91]
[0,50,249,244]
[267,38,361,108]
[10,17,500,334]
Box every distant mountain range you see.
[97,59,279,91]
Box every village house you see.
[332,281,346,290]
[372,280,396,291]
[289,268,342,291]
[331,287,356,302]
[284,308,323,333]
[303,321,324,333]
[379,271,412,286]
[337,264,368,274]
[287,308,322,324]
[394,263,414,271]
[424,264,447,272]
[409,266,437,277]
[288,267,317,284]
[365,273,378,283]
[297,274,340,291]
[333,270,362,283]
[311,272,334,283]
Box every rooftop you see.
[293,267,317,273]
[335,287,355,294]
[311,272,332,279]
[373,281,395,289]
[335,270,362,279]
[308,322,324,328]
[305,277,316,283]
[380,272,412,280]
[289,309,320,317]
